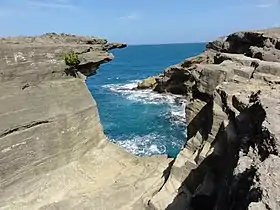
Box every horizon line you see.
[127,41,209,46]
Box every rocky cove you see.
[0,29,280,210]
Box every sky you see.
[0,0,279,44]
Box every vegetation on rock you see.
[63,50,80,67]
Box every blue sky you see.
[0,0,279,44]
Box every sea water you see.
[86,43,205,157]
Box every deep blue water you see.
[86,43,205,157]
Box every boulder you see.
[137,76,158,89]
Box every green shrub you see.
[64,50,80,67]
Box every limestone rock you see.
[137,76,158,89]
[143,28,280,210]
[0,34,171,210]
[105,42,127,50]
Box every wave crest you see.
[102,80,187,156]
[103,81,187,124]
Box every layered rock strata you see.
[140,28,280,210]
[0,33,170,210]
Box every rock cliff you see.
[0,33,170,210]
[140,28,280,210]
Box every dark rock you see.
[104,42,127,51]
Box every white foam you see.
[103,80,187,156]
[102,81,187,125]
[112,134,166,156]
[169,100,187,124]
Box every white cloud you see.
[119,14,139,20]
[27,0,76,9]
[255,0,279,8]
[255,4,273,7]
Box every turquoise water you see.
[86,43,205,157]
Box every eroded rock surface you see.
[140,28,280,210]
[137,76,159,89]
[0,33,170,210]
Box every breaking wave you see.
[103,80,187,125]
[102,80,187,156]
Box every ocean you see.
[86,43,206,157]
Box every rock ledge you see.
[140,28,280,210]
[0,34,170,210]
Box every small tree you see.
[64,50,80,67]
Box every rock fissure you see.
[1,29,280,210]
[139,28,280,210]
[0,120,51,138]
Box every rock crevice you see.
[139,28,280,210]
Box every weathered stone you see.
[2,28,280,210]
[0,33,171,210]
[142,28,280,210]
[137,76,158,89]
[256,155,280,209]
[195,64,234,95]
[104,42,127,51]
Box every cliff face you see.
[140,28,280,210]
[0,34,170,210]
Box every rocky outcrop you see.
[140,28,280,209]
[137,76,159,89]
[104,42,127,51]
[0,33,170,210]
